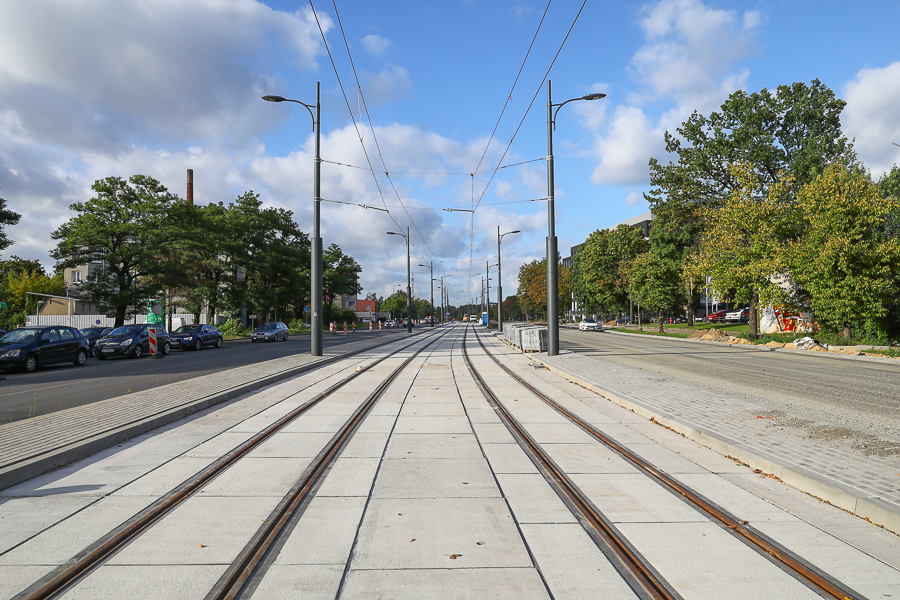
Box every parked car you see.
[0,326,91,372]
[79,327,113,356]
[251,322,288,342]
[615,317,631,325]
[707,310,728,323]
[95,324,170,359]
[725,307,750,323]
[170,324,223,350]
[579,318,600,331]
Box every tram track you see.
[15,327,451,600]
[465,326,863,600]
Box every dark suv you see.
[170,324,223,350]
[0,326,91,372]
[95,324,170,359]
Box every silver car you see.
[251,322,289,342]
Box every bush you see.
[218,318,246,337]
[288,318,307,333]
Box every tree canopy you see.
[572,225,648,315]
[0,192,21,254]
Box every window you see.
[71,270,81,282]
[57,328,75,340]
[42,329,60,342]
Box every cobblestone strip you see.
[485,334,900,533]
[0,332,416,491]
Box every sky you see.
[1,0,899,307]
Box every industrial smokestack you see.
[186,169,194,205]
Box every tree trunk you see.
[114,305,126,328]
[658,310,664,333]
[685,280,694,328]
[841,322,852,340]
[748,289,759,339]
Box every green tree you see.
[789,165,900,339]
[628,252,684,333]
[690,165,793,336]
[572,225,649,316]
[322,243,362,324]
[381,290,409,319]
[517,259,546,320]
[51,175,178,326]
[0,191,21,254]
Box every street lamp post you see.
[387,227,413,333]
[262,82,323,356]
[546,80,606,356]
[486,261,498,327]
[497,228,520,334]
[418,261,434,327]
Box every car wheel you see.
[74,349,87,366]
[163,341,171,355]
[251,339,256,343]
[216,337,223,348]
[284,333,288,341]
[24,354,39,372]
[133,345,143,359]
[193,338,202,351]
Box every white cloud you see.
[589,106,663,185]
[843,62,900,178]
[360,66,413,104]
[362,34,391,56]
[625,191,643,206]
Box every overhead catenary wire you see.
[320,157,546,176]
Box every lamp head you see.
[582,93,606,101]
[262,95,286,102]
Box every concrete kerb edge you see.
[0,333,413,492]
[604,328,900,365]
[527,351,900,534]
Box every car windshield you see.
[584,319,595,323]
[256,323,276,330]
[0,329,40,344]
[109,325,144,337]
[80,329,102,338]
[175,325,202,333]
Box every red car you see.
[707,310,728,323]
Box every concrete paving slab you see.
[500,406,573,425]
[106,496,278,565]
[494,474,577,524]
[616,522,822,600]
[182,431,256,458]
[571,473,708,523]
[518,422,597,445]
[245,432,333,458]
[55,564,226,600]
[315,457,381,497]
[0,565,57,600]
[463,406,503,424]
[671,473,801,523]
[625,423,752,474]
[250,565,344,600]
[398,402,467,417]
[351,497,534,570]
[110,456,214,497]
[373,458,500,498]
[392,416,474,434]
[619,442,714,474]
[356,415,398,433]
[541,443,639,474]
[198,457,311,497]
[273,496,367,564]
[0,496,96,554]
[280,414,351,433]
[586,422,654,445]
[480,443,539,474]
[384,434,484,460]
[366,399,404,417]
[223,402,306,433]
[340,567,551,600]
[519,523,640,600]
[470,421,516,444]
[0,495,151,565]
[339,432,391,458]
[752,519,900,596]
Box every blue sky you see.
[1,0,899,306]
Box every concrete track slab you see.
[198,457,311,497]
[373,458,500,498]
[384,434,483,460]
[571,473,708,523]
[0,566,60,600]
[245,431,334,458]
[182,431,256,457]
[518,422,597,445]
[392,415,473,434]
[673,473,802,523]
[351,497,533,570]
[0,496,97,554]
[316,457,381,497]
[470,421,516,443]
[250,565,344,600]
[356,414,398,433]
[494,474,577,524]
[398,402,467,417]
[273,496,367,564]
[480,443,539,474]
[616,521,822,600]
[463,406,502,424]
[619,442,712,474]
[54,564,226,600]
[519,523,640,600]
[625,422,752,474]
[339,432,391,458]
[110,456,214,496]
[541,443,639,474]
[583,422,654,445]
[280,414,351,433]
[105,496,278,565]
[340,567,551,600]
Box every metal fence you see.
[25,313,208,329]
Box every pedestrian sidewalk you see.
[0,331,416,491]
[494,337,900,534]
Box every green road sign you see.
[0,302,7,310]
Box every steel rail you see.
[19,328,449,600]
[461,327,677,600]
[209,328,449,600]
[471,327,862,600]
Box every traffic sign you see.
[95,319,101,325]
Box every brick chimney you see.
[186,169,194,205]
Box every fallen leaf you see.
[450,554,462,559]
[410,538,416,542]
[476,542,485,545]
[199,545,206,548]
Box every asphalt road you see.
[559,327,900,442]
[0,329,415,424]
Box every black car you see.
[79,327,113,356]
[95,324,170,359]
[170,324,223,351]
[0,326,91,372]
[251,322,289,342]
